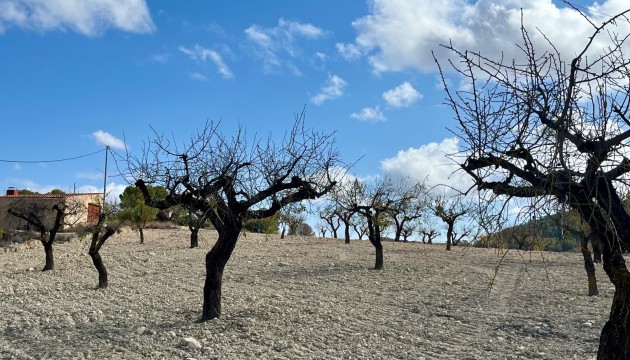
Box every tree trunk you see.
[200,225,241,321]
[344,222,350,244]
[446,224,453,251]
[394,225,402,242]
[42,241,54,271]
[139,228,145,244]
[89,251,108,289]
[593,235,603,264]
[190,228,199,248]
[581,235,598,296]
[281,227,286,239]
[598,279,630,359]
[374,242,383,270]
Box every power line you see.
[0,149,106,164]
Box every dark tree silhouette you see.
[8,201,78,271]
[432,195,472,251]
[187,208,209,248]
[339,178,407,270]
[131,113,340,321]
[87,216,117,289]
[319,204,341,239]
[387,182,426,242]
[436,7,630,358]
[420,229,439,245]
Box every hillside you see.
[0,228,611,359]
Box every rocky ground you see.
[0,228,613,359]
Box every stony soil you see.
[0,228,613,359]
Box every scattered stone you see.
[182,337,202,350]
[135,326,147,335]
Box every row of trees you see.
[9,5,629,356]
[316,179,475,248]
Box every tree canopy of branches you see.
[387,182,427,242]
[131,112,340,321]
[8,200,78,271]
[432,194,474,251]
[318,202,341,239]
[436,7,630,358]
[338,177,409,269]
[278,203,305,239]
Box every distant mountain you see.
[476,211,583,252]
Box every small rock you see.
[135,326,147,335]
[582,322,593,327]
[182,337,202,350]
[28,267,35,271]
[166,331,176,338]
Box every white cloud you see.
[381,137,471,195]
[311,74,347,105]
[348,0,628,73]
[188,72,209,82]
[151,53,170,64]
[336,42,363,60]
[383,82,422,108]
[76,171,103,180]
[179,44,234,79]
[245,18,325,74]
[0,0,155,36]
[350,106,386,122]
[91,130,126,150]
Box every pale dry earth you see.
[0,228,614,359]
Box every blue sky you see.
[0,0,620,203]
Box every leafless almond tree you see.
[130,112,340,321]
[8,200,79,271]
[436,6,630,358]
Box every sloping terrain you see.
[0,228,610,359]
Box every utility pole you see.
[102,145,109,219]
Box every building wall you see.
[0,193,103,232]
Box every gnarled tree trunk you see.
[201,224,241,321]
[581,235,599,296]
[90,252,108,289]
[42,241,54,271]
[190,228,199,248]
[445,222,454,251]
[597,248,630,359]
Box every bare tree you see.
[387,182,427,242]
[8,200,79,271]
[187,208,209,248]
[317,221,327,238]
[352,214,368,240]
[278,203,305,239]
[131,113,340,321]
[436,7,630,358]
[338,177,405,269]
[419,229,439,245]
[318,203,341,239]
[432,194,473,251]
[87,214,117,289]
